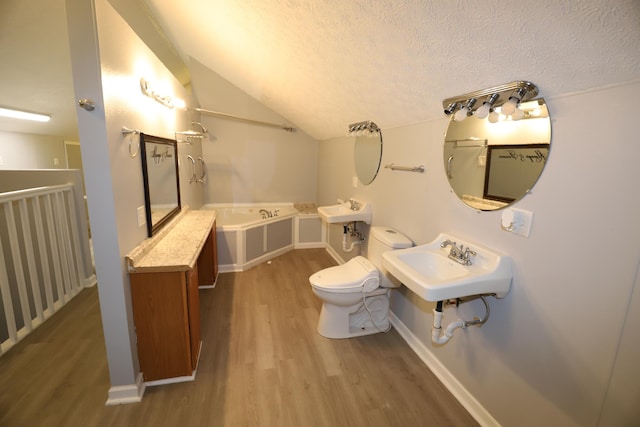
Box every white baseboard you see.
[324,244,345,265]
[389,312,500,427]
[83,274,97,287]
[105,372,145,406]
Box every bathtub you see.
[204,203,325,272]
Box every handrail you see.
[0,184,73,203]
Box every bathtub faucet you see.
[259,209,271,219]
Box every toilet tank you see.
[368,226,413,288]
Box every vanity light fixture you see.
[0,106,51,122]
[474,93,500,119]
[348,120,380,137]
[444,102,459,116]
[454,99,477,122]
[501,87,528,116]
[140,77,184,109]
[442,81,539,121]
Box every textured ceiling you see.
[1,1,639,141]
[146,0,640,140]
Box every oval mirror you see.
[354,131,383,185]
[443,98,551,210]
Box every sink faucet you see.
[441,240,476,266]
[348,198,360,211]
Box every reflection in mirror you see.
[140,133,181,236]
[351,120,382,185]
[444,99,551,210]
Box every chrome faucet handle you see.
[462,247,477,265]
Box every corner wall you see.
[317,81,640,426]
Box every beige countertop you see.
[126,209,216,273]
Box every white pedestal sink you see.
[382,233,512,301]
[317,201,372,224]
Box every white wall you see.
[0,131,66,169]
[317,81,640,426]
[189,60,318,205]
[66,0,199,400]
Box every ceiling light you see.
[474,93,500,119]
[0,106,51,122]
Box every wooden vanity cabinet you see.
[130,264,201,382]
[126,211,217,383]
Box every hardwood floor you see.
[0,249,478,427]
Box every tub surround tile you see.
[126,209,217,273]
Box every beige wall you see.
[0,131,66,169]
[190,60,318,205]
[317,81,640,426]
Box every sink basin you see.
[382,233,512,301]
[317,201,372,224]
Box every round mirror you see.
[354,131,383,185]
[443,98,551,210]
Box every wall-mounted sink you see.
[317,200,372,224]
[382,233,512,301]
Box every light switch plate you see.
[352,176,358,188]
[501,207,533,237]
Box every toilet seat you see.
[309,256,379,293]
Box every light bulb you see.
[454,107,469,122]
[512,108,525,121]
[501,97,519,115]
[488,111,500,123]
[475,103,491,119]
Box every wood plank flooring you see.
[0,249,478,427]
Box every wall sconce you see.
[0,106,51,122]
[140,77,184,109]
[348,120,380,137]
[442,81,539,121]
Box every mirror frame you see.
[140,133,181,237]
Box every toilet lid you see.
[309,256,379,293]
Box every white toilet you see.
[309,226,412,339]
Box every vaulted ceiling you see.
[2,0,639,141]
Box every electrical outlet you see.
[137,206,146,227]
[352,176,358,188]
[0,156,4,165]
[53,157,59,166]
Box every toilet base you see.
[317,292,391,339]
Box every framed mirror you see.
[140,133,181,236]
[443,99,551,210]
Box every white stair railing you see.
[0,184,93,355]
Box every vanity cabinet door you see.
[130,271,192,381]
